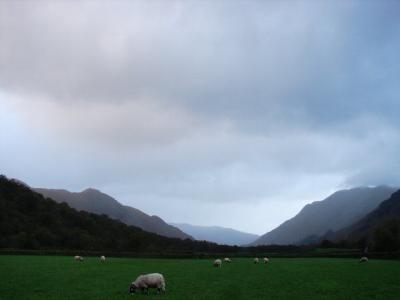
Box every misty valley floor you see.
[0,256,399,300]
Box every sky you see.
[1,0,400,235]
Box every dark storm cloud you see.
[1,0,399,233]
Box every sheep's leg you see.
[157,288,161,294]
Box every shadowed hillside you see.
[0,175,232,253]
[34,188,192,240]
[252,186,397,245]
[326,189,400,251]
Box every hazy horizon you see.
[1,0,400,235]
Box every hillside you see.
[252,186,397,245]
[0,176,230,253]
[34,188,192,240]
[327,189,400,250]
[171,223,259,246]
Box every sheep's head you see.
[129,283,137,294]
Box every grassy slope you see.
[0,256,399,300]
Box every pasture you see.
[0,255,399,300]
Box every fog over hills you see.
[327,189,400,244]
[252,186,397,246]
[34,188,192,240]
[171,223,259,246]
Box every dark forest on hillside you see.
[0,175,234,254]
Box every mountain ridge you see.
[34,187,192,240]
[252,186,397,246]
[0,175,231,253]
[171,223,259,246]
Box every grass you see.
[0,255,399,300]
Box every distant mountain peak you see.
[81,187,102,194]
[150,215,163,221]
[171,222,259,246]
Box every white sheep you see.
[100,255,106,262]
[129,273,166,294]
[224,257,232,263]
[359,256,368,263]
[254,257,259,264]
[263,257,269,263]
[74,255,84,262]
[213,259,222,267]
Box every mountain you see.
[252,186,397,246]
[171,223,259,246]
[327,189,400,249]
[34,188,192,240]
[0,175,230,253]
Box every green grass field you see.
[0,255,399,300]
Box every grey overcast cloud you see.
[1,0,399,234]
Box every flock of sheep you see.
[73,255,106,262]
[213,257,269,267]
[72,254,369,295]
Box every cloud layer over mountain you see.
[1,0,399,234]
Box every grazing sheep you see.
[254,257,259,264]
[213,259,222,267]
[74,255,84,262]
[129,273,166,294]
[359,256,368,263]
[100,255,106,262]
[224,258,232,263]
[263,257,269,263]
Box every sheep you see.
[254,257,259,264]
[263,257,269,263]
[129,273,166,295]
[224,257,232,263]
[74,255,84,262]
[100,255,106,262]
[213,259,222,267]
[359,256,368,263]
